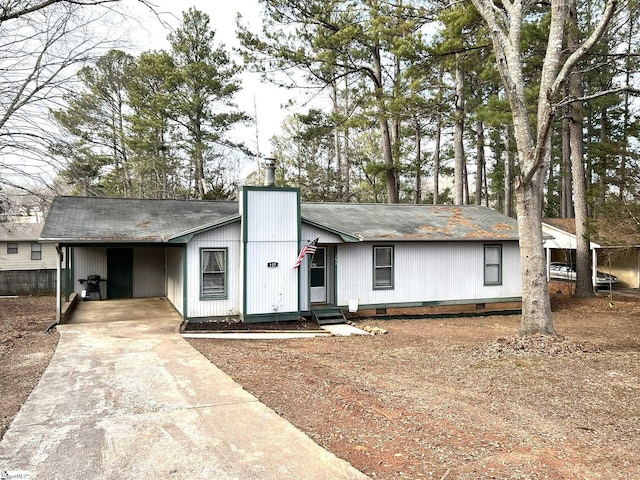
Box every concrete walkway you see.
[0,298,368,479]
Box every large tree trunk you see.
[454,58,465,205]
[504,126,513,217]
[432,112,442,205]
[471,0,615,335]
[475,121,485,206]
[414,119,422,204]
[568,0,594,298]
[371,44,398,203]
[515,168,555,336]
[560,100,574,218]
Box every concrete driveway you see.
[0,298,368,479]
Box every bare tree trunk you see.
[414,119,422,204]
[454,58,465,205]
[475,121,484,206]
[568,0,594,298]
[560,98,573,217]
[515,167,555,335]
[504,126,513,217]
[343,75,351,201]
[433,112,442,205]
[372,44,398,203]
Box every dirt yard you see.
[0,296,58,439]
[2,294,639,479]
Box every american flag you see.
[293,237,319,269]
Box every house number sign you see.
[267,262,279,268]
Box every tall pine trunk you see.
[568,0,594,298]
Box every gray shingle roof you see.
[302,203,519,241]
[41,197,239,242]
[41,196,519,243]
[0,222,44,241]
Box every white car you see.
[549,262,618,288]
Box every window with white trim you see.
[201,248,227,298]
[373,246,394,289]
[31,242,42,260]
[484,244,502,285]
[7,242,18,254]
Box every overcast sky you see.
[125,0,306,160]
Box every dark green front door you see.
[107,248,133,299]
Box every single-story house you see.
[41,185,523,324]
[0,221,64,295]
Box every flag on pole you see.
[293,237,319,269]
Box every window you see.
[373,246,394,289]
[7,242,18,254]
[201,248,227,298]
[484,244,502,285]
[31,242,42,261]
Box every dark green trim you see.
[341,296,522,310]
[241,187,248,318]
[373,245,394,290]
[168,216,241,243]
[242,312,301,323]
[182,244,188,318]
[59,242,183,248]
[240,186,302,319]
[66,246,73,302]
[297,189,301,314]
[200,247,228,300]
[184,314,240,323]
[300,218,360,243]
[483,244,503,286]
[239,185,301,193]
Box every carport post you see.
[56,244,62,323]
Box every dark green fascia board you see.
[239,185,301,193]
[300,218,360,243]
[55,241,179,248]
[242,312,301,323]
[340,296,523,310]
[167,216,241,243]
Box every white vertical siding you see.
[245,241,299,315]
[73,245,173,300]
[244,190,300,317]
[186,223,241,319]
[166,247,183,314]
[336,241,522,307]
[246,190,298,241]
[0,242,61,271]
[73,247,108,298]
[132,247,165,297]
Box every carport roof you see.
[41,197,240,243]
[41,196,520,243]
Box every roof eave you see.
[167,215,241,243]
[301,218,361,243]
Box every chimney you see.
[264,158,276,187]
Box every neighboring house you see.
[0,222,63,295]
[41,186,523,323]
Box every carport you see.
[542,219,601,286]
